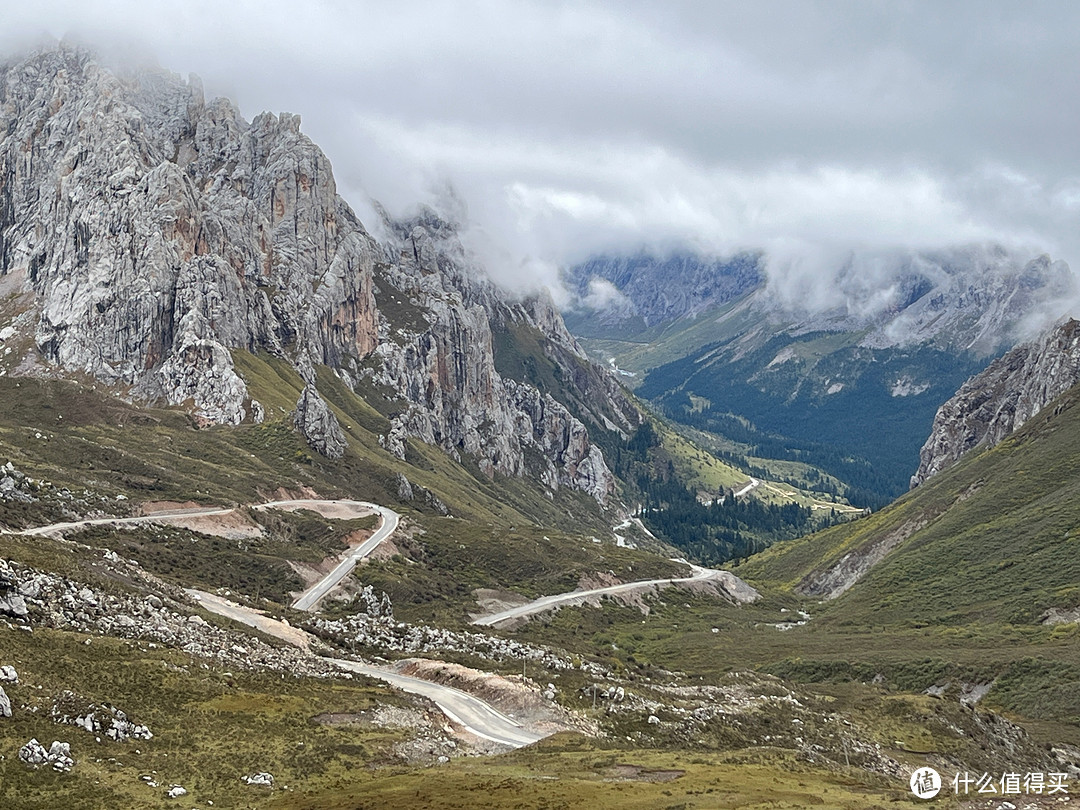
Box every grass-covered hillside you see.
[0,353,602,535]
[724,378,1080,739]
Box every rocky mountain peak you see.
[0,44,629,504]
[911,317,1080,488]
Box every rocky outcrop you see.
[0,555,343,679]
[51,691,153,742]
[365,211,629,502]
[0,560,28,619]
[18,739,74,772]
[0,684,10,718]
[0,45,628,503]
[912,318,1080,487]
[294,384,346,458]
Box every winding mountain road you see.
[15,498,543,747]
[16,497,402,612]
[13,496,754,747]
[290,503,399,611]
[471,562,758,627]
[185,588,543,748]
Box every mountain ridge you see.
[564,247,1075,503]
[0,44,633,505]
[912,316,1080,487]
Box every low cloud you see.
[5,1,1080,323]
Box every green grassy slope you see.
[0,353,604,535]
[484,381,1080,749]
[703,380,1080,734]
[741,380,1080,626]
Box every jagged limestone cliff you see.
[0,45,633,503]
[911,318,1080,487]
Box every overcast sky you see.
[4,0,1080,304]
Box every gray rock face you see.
[1,49,378,424]
[912,318,1080,487]
[294,384,346,458]
[0,684,10,718]
[368,214,632,502]
[0,45,628,502]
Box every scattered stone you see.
[0,685,11,718]
[48,741,74,772]
[0,664,17,682]
[166,785,187,798]
[647,714,661,725]
[18,738,74,771]
[243,772,274,787]
[18,738,49,765]
[0,556,343,679]
[51,692,154,742]
[0,592,28,620]
[311,607,582,673]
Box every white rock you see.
[18,738,49,765]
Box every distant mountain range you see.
[563,247,1076,505]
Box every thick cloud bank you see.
[4,1,1080,320]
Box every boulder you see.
[294,385,347,459]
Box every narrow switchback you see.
[13,498,402,612]
[289,503,400,611]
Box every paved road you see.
[291,504,400,611]
[18,506,237,535]
[18,499,386,536]
[186,588,543,748]
[329,659,543,747]
[472,562,723,627]
[16,498,401,611]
